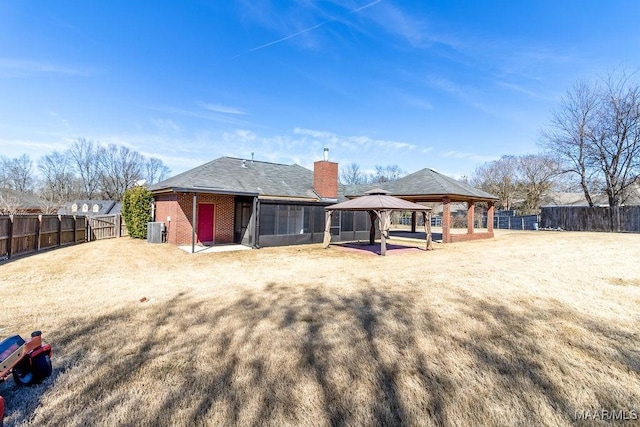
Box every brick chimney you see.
[314,148,338,199]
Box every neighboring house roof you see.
[148,157,319,200]
[58,200,121,216]
[541,185,640,207]
[0,188,48,212]
[344,168,498,202]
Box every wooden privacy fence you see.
[540,206,640,232]
[0,214,87,260]
[88,215,128,240]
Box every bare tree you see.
[372,165,406,183]
[541,80,599,206]
[68,138,102,199]
[593,72,640,206]
[517,154,561,214]
[340,162,366,185]
[143,157,170,185]
[98,144,144,201]
[0,154,35,192]
[38,151,79,204]
[0,190,25,214]
[471,156,520,210]
[541,71,640,207]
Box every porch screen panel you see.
[340,211,354,231]
[303,206,312,233]
[288,206,303,234]
[355,211,369,231]
[313,206,325,233]
[260,204,276,235]
[276,206,288,234]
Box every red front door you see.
[197,203,215,243]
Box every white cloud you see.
[0,138,70,157]
[294,127,417,151]
[200,103,247,115]
[150,105,250,126]
[440,150,498,163]
[151,118,180,133]
[0,58,93,77]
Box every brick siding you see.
[154,193,235,245]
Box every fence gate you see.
[88,215,125,240]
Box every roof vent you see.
[242,160,247,168]
[251,152,254,163]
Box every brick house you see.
[148,153,498,248]
[148,153,373,247]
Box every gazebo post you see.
[322,210,333,248]
[411,211,417,233]
[487,201,495,233]
[379,210,387,256]
[467,201,475,235]
[423,211,433,250]
[368,210,376,245]
[442,197,451,243]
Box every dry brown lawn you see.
[1,230,639,426]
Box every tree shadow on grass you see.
[6,284,640,426]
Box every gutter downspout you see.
[192,193,197,253]
[254,198,260,248]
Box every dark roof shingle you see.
[344,168,498,201]
[149,157,318,199]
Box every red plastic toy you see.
[0,331,52,425]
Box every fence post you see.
[7,214,13,259]
[36,214,42,252]
[57,215,62,247]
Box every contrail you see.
[245,0,384,54]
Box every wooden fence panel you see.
[39,215,60,250]
[76,218,87,243]
[89,215,118,240]
[0,216,10,258]
[11,215,39,256]
[0,214,89,260]
[60,216,74,245]
[540,206,640,232]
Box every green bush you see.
[122,186,153,239]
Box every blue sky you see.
[2,1,640,179]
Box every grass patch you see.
[1,230,639,426]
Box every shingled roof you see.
[344,168,498,202]
[148,157,319,199]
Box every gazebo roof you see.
[343,168,498,202]
[325,190,432,212]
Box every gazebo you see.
[343,168,499,243]
[323,189,433,256]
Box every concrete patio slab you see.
[178,244,252,254]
